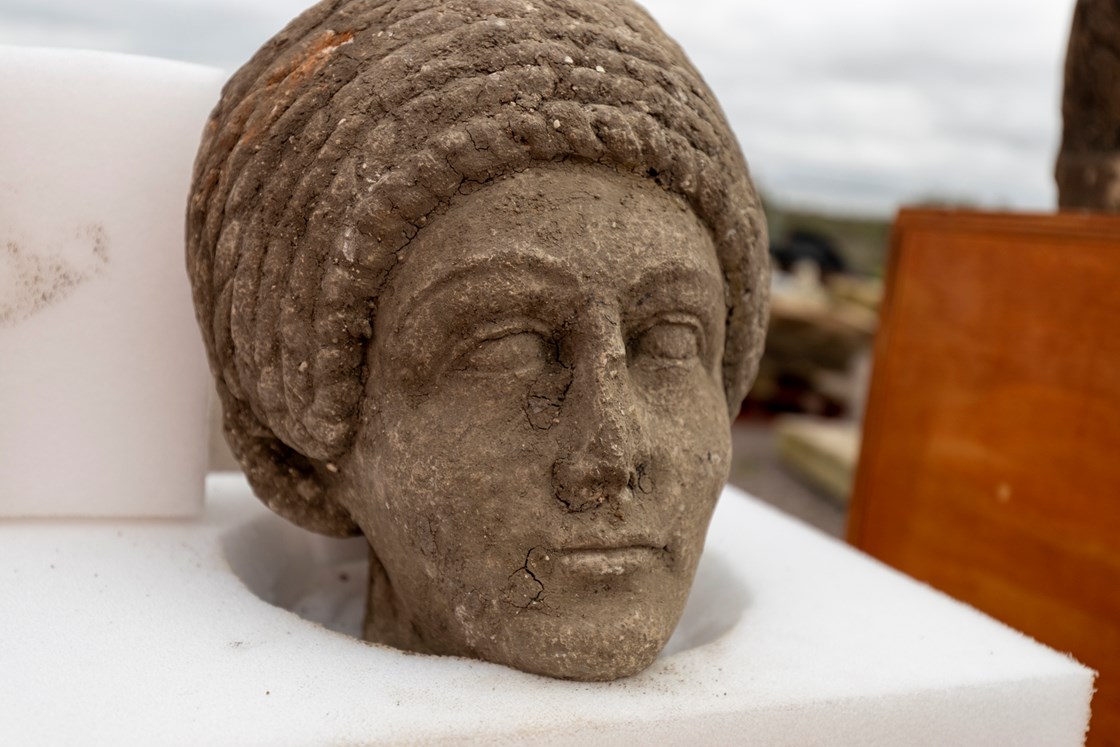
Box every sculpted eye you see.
[462,331,551,374]
[634,321,700,362]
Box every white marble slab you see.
[0,474,1094,745]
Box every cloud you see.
[0,0,1078,215]
[638,0,1076,214]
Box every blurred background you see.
[0,0,1077,536]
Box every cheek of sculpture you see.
[334,166,733,680]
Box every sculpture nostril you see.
[552,457,637,513]
[558,487,608,513]
[628,463,653,495]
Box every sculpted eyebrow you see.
[628,261,723,304]
[402,252,575,311]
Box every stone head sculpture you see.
[187,0,769,680]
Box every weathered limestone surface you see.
[187,0,770,681]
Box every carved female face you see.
[333,164,732,680]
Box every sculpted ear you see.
[218,390,361,538]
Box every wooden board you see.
[848,209,1120,745]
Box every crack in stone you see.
[523,351,572,430]
[507,546,545,609]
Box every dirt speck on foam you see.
[0,224,110,327]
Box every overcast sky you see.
[0,0,1077,216]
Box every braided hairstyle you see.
[187,0,769,536]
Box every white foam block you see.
[0,475,1094,745]
[0,47,225,517]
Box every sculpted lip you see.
[549,545,667,575]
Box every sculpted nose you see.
[551,336,641,513]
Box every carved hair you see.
[187,0,769,535]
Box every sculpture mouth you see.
[551,545,668,575]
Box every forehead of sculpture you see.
[378,163,721,314]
